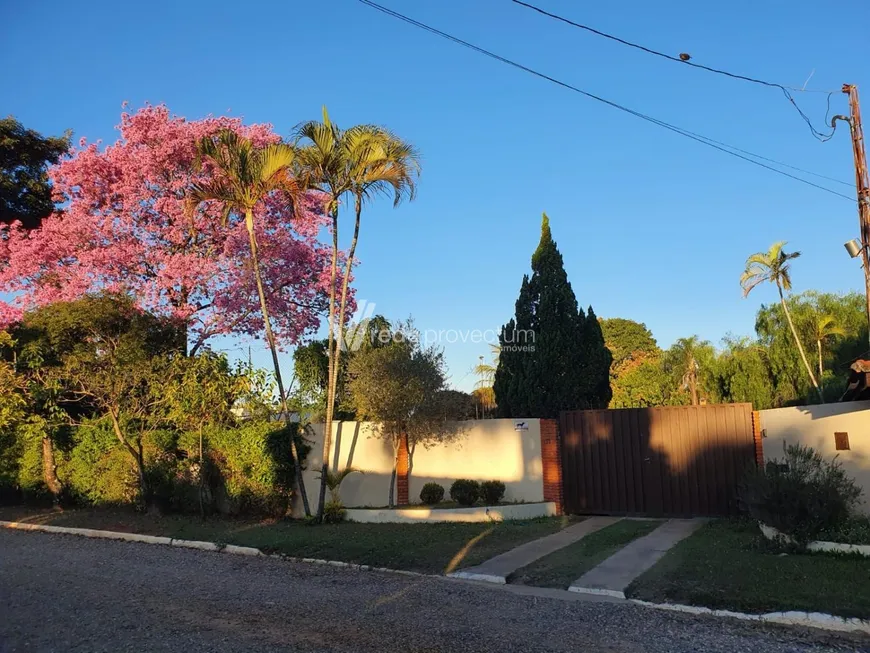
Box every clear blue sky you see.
[3,0,868,391]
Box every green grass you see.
[510,519,661,589]
[627,518,870,620]
[0,506,577,575]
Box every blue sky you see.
[3,0,868,392]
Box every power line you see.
[510,0,837,142]
[358,0,855,202]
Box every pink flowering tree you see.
[0,105,339,354]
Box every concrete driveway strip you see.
[449,516,622,583]
[570,518,707,598]
[0,528,861,653]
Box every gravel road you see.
[0,529,866,653]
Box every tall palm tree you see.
[188,129,311,516]
[295,108,421,520]
[473,343,500,417]
[810,313,845,392]
[740,241,823,402]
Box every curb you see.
[0,520,428,578]
[5,520,869,635]
[630,599,870,635]
[568,586,626,599]
[446,571,507,584]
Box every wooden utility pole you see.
[842,84,870,343]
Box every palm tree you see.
[666,336,708,405]
[295,108,421,520]
[740,241,823,402]
[188,129,311,516]
[473,343,500,417]
[810,313,845,393]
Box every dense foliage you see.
[419,482,445,505]
[480,480,506,505]
[495,214,612,417]
[601,291,867,410]
[449,479,480,507]
[0,296,306,515]
[739,444,863,547]
[0,116,70,230]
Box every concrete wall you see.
[759,401,870,513]
[296,419,544,515]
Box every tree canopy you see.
[494,213,612,418]
[0,116,70,230]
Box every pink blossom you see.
[0,105,347,350]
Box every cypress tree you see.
[494,213,612,417]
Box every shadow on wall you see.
[299,419,545,511]
[761,401,870,513]
[561,405,757,517]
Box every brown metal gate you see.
[559,404,755,517]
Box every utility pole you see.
[838,84,870,345]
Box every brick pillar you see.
[539,418,564,515]
[751,410,764,468]
[396,433,410,505]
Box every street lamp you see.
[845,239,863,259]
[844,238,870,347]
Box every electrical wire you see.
[510,0,838,142]
[358,0,855,202]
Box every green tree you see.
[662,336,714,406]
[347,324,459,507]
[740,241,823,402]
[163,350,246,516]
[295,110,421,520]
[600,318,659,369]
[0,116,70,230]
[809,314,845,394]
[494,214,612,417]
[472,343,499,417]
[709,336,777,409]
[188,129,311,516]
[15,295,181,504]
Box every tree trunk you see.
[320,196,363,520]
[689,372,698,406]
[109,409,147,502]
[779,288,823,402]
[388,450,397,509]
[245,210,310,516]
[318,202,341,522]
[198,424,205,519]
[817,339,825,395]
[41,436,62,503]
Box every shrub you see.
[739,443,862,547]
[449,479,480,506]
[419,482,445,505]
[322,499,346,523]
[480,480,506,505]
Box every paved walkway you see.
[569,518,707,599]
[449,516,622,583]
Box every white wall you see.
[408,419,543,505]
[760,401,870,513]
[294,419,544,515]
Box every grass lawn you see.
[510,519,660,589]
[0,506,576,575]
[627,518,870,620]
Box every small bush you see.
[322,499,346,524]
[449,479,480,506]
[419,482,445,505]
[738,443,862,547]
[480,480,506,505]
